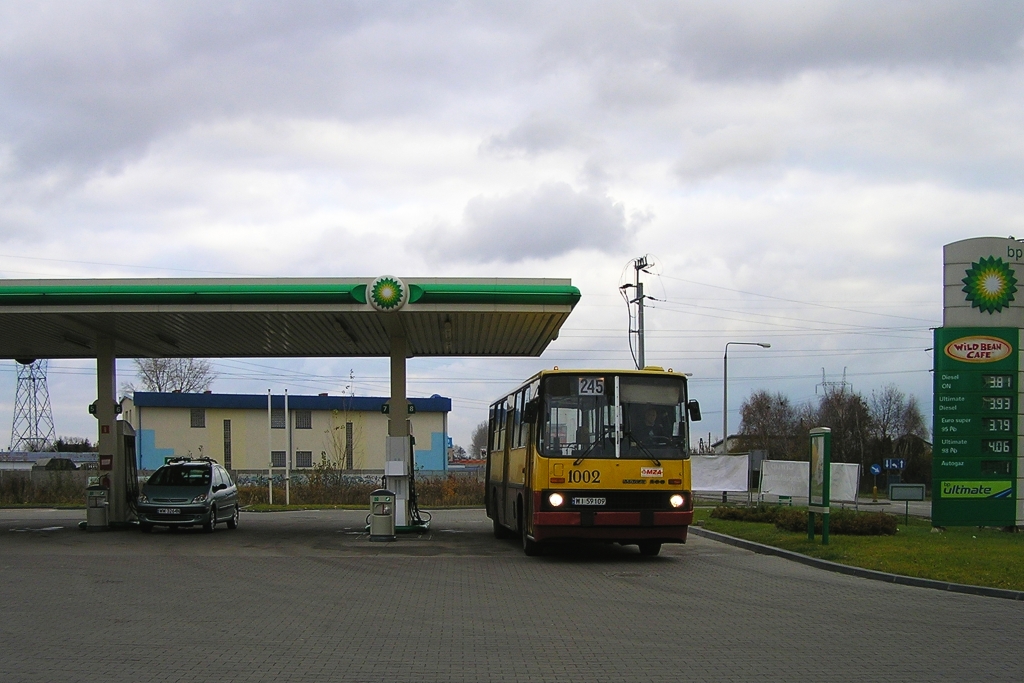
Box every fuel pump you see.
[369,489,396,541]
[93,420,137,528]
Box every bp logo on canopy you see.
[368,276,409,312]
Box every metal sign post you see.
[889,483,926,525]
[870,463,881,501]
[808,427,832,545]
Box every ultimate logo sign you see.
[962,256,1018,313]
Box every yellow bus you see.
[486,367,702,556]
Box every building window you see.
[295,450,313,468]
[271,409,285,429]
[345,421,354,470]
[271,451,286,468]
[190,408,206,429]
[223,420,232,470]
[295,410,312,429]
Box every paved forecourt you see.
[0,508,1020,683]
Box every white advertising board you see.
[758,460,861,503]
[691,454,749,493]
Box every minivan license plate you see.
[572,497,606,506]
[157,508,181,515]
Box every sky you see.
[1,1,1023,452]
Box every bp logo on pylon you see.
[962,256,1018,313]
[368,276,408,312]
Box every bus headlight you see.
[548,493,565,507]
[670,494,685,508]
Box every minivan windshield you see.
[147,465,211,487]
[539,374,689,459]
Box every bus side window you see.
[519,387,532,446]
[489,405,498,451]
[497,403,506,451]
[512,391,523,448]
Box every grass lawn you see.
[693,507,1024,591]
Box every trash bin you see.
[86,485,109,531]
[369,489,395,542]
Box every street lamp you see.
[723,341,771,453]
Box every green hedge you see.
[711,504,898,535]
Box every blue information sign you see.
[870,464,881,475]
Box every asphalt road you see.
[0,507,1020,682]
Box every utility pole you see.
[621,256,652,370]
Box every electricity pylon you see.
[9,360,56,452]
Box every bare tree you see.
[738,390,800,459]
[470,421,488,459]
[870,385,927,440]
[816,386,872,465]
[52,436,96,452]
[867,384,929,481]
[130,358,217,393]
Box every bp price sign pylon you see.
[937,237,1024,527]
[933,327,1018,526]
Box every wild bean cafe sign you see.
[942,336,1012,363]
[935,237,1024,527]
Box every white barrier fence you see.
[691,454,750,493]
[758,459,862,504]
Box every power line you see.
[655,272,940,324]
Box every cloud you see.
[674,126,783,180]
[423,182,639,263]
[534,2,1024,82]
[1,1,1021,186]
[482,115,593,156]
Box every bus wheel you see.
[638,541,662,557]
[518,504,542,556]
[493,517,514,539]
[522,531,542,556]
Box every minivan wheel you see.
[227,506,239,530]
[203,507,217,533]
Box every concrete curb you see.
[690,526,1024,602]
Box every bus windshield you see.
[539,374,689,459]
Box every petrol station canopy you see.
[0,277,581,360]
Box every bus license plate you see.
[157,508,181,515]
[572,497,606,506]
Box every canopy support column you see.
[95,336,129,525]
[386,335,412,527]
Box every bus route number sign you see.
[579,378,604,395]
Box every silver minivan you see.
[137,458,240,532]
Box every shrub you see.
[710,504,783,524]
[413,475,484,507]
[236,472,484,508]
[711,504,898,536]
[772,507,898,536]
[0,472,86,505]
